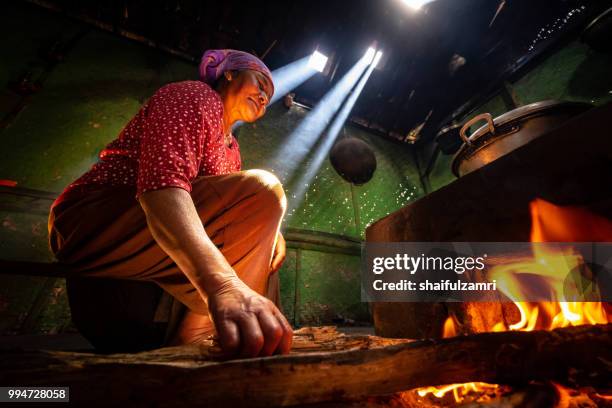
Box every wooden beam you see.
[0,228,362,278]
[0,260,69,278]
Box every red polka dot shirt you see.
[62,81,241,199]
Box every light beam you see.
[401,0,436,10]
[307,51,329,73]
[286,55,378,215]
[269,55,318,105]
[372,50,383,68]
[269,49,375,182]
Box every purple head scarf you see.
[199,49,274,98]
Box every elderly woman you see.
[48,49,293,357]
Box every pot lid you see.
[468,100,591,141]
[583,6,612,36]
[451,100,593,177]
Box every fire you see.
[414,316,501,403]
[413,199,611,404]
[441,314,457,337]
[490,199,611,332]
[530,198,612,242]
[416,382,499,404]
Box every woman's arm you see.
[139,187,292,357]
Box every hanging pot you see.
[452,100,592,177]
[329,137,377,185]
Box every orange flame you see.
[491,199,611,332]
[442,315,457,338]
[530,198,612,242]
[413,199,611,403]
[416,382,499,404]
[416,316,500,403]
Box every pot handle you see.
[460,113,495,145]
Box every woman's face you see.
[225,70,273,123]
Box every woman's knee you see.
[243,169,287,213]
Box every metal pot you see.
[451,100,592,177]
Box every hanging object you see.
[329,137,377,185]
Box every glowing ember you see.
[416,382,499,403]
[552,382,612,406]
[412,199,611,404]
[441,315,457,338]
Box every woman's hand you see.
[140,188,293,357]
[207,277,293,357]
[270,232,286,274]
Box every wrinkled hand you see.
[270,232,286,274]
[207,279,293,357]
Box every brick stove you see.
[365,102,612,406]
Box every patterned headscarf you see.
[199,49,274,98]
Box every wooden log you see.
[1,325,609,407]
[372,302,447,338]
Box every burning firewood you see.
[0,324,609,407]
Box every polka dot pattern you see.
[65,81,241,198]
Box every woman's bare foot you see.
[167,309,216,346]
